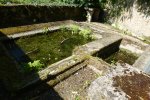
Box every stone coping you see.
[0,20,74,35]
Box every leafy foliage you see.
[23,60,44,71]
[104,0,133,19]
[79,29,92,39]
[0,0,105,8]
[63,24,94,40]
[69,24,80,34]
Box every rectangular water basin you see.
[94,38,143,66]
[2,26,94,72]
[72,34,138,66]
[102,49,138,65]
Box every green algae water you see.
[104,49,138,65]
[4,29,93,71]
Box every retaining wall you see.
[0,5,86,28]
[110,1,150,38]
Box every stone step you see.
[15,57,110,100]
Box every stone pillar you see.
[85,8,94,23]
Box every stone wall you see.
[0,5,86,28]
[111,1,150,38]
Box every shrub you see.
[70,24,80,34]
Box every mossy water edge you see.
[4,26,94,72]
[104,48,139,65]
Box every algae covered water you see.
[4,28,93,71]
[104,49,138,65]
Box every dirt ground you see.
[54,66,98,100]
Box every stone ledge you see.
[74,35,122,55]
[88,64,150,100]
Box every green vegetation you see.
[79,29,92,39]
[111,23,132,35]
[0,0,73,5]
[104,49,138,65]
[142,36,150,44]
[0,0,133,22]
[0,0,149,23]
[0,0,70,5]
[43,27,49,34]
[0,0,132,16]
[75,95,80,100]
[23,60,44,71]
[69,24,80,34]
[0,0,106,8]
[69,24,93,39]
[14,25,94,72]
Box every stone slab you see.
[88,64,150,100]
[133,46,150,74]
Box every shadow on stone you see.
[0,31,63,99]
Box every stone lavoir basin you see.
[0,21,149,99]
[103,49,138,65]
[95,42,140,66]
[78,32,145,66]
[0,24,97,91]
[2,26,94,72]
